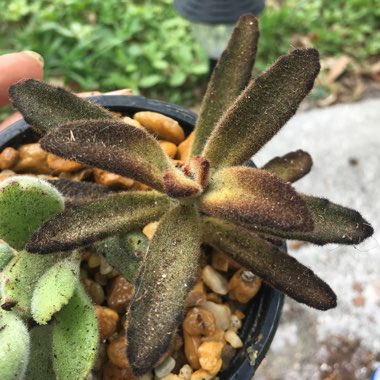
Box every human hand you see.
[0,51,44,130]
[0,51,132,131]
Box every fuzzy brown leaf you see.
[26,191,170,253]
[127,205,201,375]
[47,179,113,207]
[9,79,113,134]
[262,150,313,183]
[163,169,201,199]
[250,195,374,245]
[203,49,320,169]
[201,166,313,232]
[41,120,176,192]
[191,14,259,156]
[202,216,337,310]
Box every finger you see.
[0,51,44,107]
[0,112,22,132]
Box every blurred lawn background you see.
[0,0,379,108]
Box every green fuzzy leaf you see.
[1,251,63,318]
[201,166,313,232]
[0,240,15,271]
[9,79,114,134]
[27,191,170,253]
[203,48,320,169]
[41,119,175,192]
[0,310,30,379]
[127,205,201,375]
[48,179,113,207]
[262,150,313,183]
[191,14,259,156]
[94,231,148,284]
[202,216,337,310]
[0,176,64,250]
[52,283,98,380]
[252,195,374,245]
[25,325,55,380]
[32,253,80,324]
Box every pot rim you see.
[0,94,284,379]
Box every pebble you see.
[88,253,102,268]
[142,221,159,240]
[83,278,105,305]
[224,329,243,348]
[183,331,201,370]
[47,153,83,172]
[0,147,19,170]
[198,341,224,375]
[95,306,119,340]
[99,258,113,275]
[183,307,216,337]
[13,143,50,174]
[201,301,231,331]
[201,265,228,295]
[185,281,206,307]
[154,356,176,378]
[179,364,193,379]
[211,250,229,272]
[94,168,134,189]
[134,111,185,144]
[229,314,242,331]
[176,132,194,162]
[102,360,137,379]
[221,344,236,371]
[159,140,177,158]
[107,276,134,312]
[228,268,262,303]
[107,336,129,368]
[190,369,214,380]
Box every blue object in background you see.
[371,368,380,380]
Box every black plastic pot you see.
[0,95,284,379]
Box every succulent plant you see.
[0,176,98,379]
[7,14,373,377]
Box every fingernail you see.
[23,51,44,67]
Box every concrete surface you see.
[252,99,380,380]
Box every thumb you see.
[0,51,44,107]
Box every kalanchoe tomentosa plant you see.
[7,14,373,376]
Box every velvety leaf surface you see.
[127,205,201,375]
[94,231,149,284]
[27,191,170,253]
[251,195,374,245]
[32,253,80,324]
[0,176,64,250]
[41,120,175,192]
[0,310,30,379]
[52,283,98,380]
[262,150,313,183]
[202,216,337,310]
[9,79,113,134]
[203,49,320,169]
[191,14,259,156]
[48,179,113,207]
[201,166,313,232]
[25,325,55,380]
[0,240,15,271]
[1,251,63,318]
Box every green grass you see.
[257,0,380,71]
[0,0,378,107]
